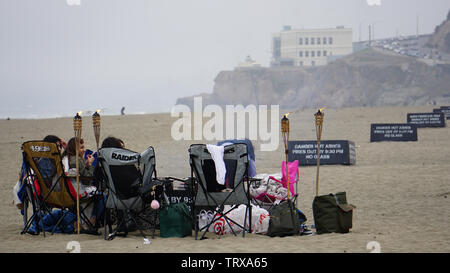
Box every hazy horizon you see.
[1,0,450,118]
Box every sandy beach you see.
[1,105,449,253]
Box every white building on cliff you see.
[271,26,353,67]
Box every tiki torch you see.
[92,110,101,150]
[281,113,290,200]
[314,107,325,196]
[73,112,82,235]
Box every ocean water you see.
[0,104,169,119]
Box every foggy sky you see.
[1,0,450,118]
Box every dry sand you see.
[0,105,449,253]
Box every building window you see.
[323,37,327,44]
[317,50,321,57]
[311,51,315,57]
[312,60,316,66]
[298,38,303,45]
[317,37,321,45]
[299,51,303,57]
[311,37,315,45]
[299,61,303,66]
[323,50,327,56]
[329,37,333,44]
[305,38,309,45]
[305,51,309,57]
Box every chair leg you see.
[107,209,127,240]
[194,208,199,240]
[243,206,248,238]
[104,209,108,240]
[127,212,148,240]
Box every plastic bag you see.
[208,204,270,235]
[250,205,270,234]
[208,205,246,235]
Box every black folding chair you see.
[98,146,158,240]
[189,143,251,240]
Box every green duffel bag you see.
[159,202,192,238]
[312,192,356,235]
[267,199,301,237]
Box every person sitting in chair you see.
[62,137,98,232]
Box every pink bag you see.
[281,160,299,196]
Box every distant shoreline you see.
[2,104,448,121]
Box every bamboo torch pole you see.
[281,113,290,200]
[314,108,325,196]
[73,112,82,235]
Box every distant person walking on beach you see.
[121,106,125,115]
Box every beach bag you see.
[159,202,192,238]
[266,199,300,237]
[312,192,356,234]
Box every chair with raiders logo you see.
[20,140,99,236]
[97,146,159,241]
[189,143,251,240]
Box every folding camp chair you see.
[189,143,251,240]
[98,146,158,241]
[20,141,100,236]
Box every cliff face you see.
[176,49,450,109]
[427,10,450,53]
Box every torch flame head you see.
[281,113,290,133]
[73,111,83,133]
[315,106,327,116]
[92,109,101,118]
[319,106,328,112]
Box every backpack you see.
[266,199,300,237]
[312,192,356,234]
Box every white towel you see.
[206,144,226,185]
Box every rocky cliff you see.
[427,10,450,53]
[176,48,450,109]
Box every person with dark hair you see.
[43,135,67,151]
[39,135,67,181]
[100,136,124,149]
